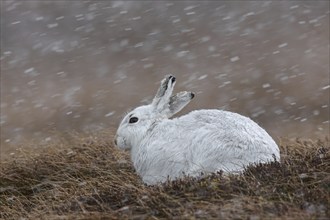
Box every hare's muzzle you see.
[113,135,118,146]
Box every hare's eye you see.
[129,117,139,124]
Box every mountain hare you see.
[115,75,280,185]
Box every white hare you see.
[115,75,280,185]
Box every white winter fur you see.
[115,75,280,185]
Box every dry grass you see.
[0,132,329,219]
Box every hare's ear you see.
[167,91,195,117]
[151,75,176,114]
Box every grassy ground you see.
[0,132,329,219]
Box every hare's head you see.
[115,75,195,150]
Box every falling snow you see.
[278,43,288,48]
[1,1,329,148]
[47,23,58,28]
[230,56,240,62]
[262,83,271,89]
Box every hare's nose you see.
[114,135,118,146]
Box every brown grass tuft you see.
[0,133,329,219]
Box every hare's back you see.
[178,109,278,150]
[178,109,279,172]
[183,109,263,131]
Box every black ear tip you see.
[169,75,176,83]
[190,92,195,99]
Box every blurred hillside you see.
[1,1,329,150]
